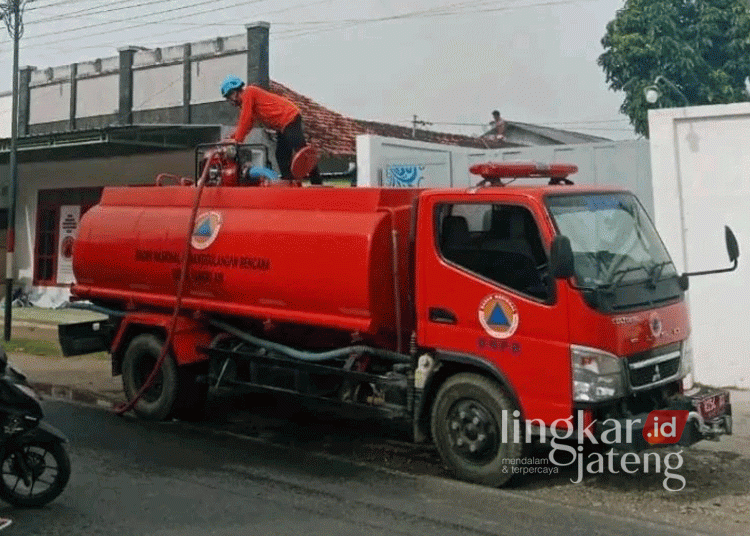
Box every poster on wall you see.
[56,205,80,284]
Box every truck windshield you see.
[545,193,677,289]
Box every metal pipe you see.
[3,2,21,341]
[391,228,402,354]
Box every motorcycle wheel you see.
[0,441,71,507]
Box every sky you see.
[0,0,637,140]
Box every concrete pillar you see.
[118,46,139,125]
[69,63,78,130]
[18,66,35,137]
[246,22,270,89]
[182,44,192,124]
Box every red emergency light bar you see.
[469,162,578,186]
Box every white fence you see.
[356,135,653,214]
[649,103,750,388]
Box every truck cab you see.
[411,163,734,485]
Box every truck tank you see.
[72,185,420,347]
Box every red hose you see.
[114,152,215,415]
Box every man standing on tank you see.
[221,75,321,185]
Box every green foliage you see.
[598,0,750,136]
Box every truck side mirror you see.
[726,225,739,264]
[550,235,575,279]
[681,225,740,282]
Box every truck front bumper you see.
[597,386,731,451]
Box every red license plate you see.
[692,390,729,421]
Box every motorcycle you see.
[0,346,70,507]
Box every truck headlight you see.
[572,345,626,403]
[680,336,694,391]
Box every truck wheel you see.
[431,373,522,487]
[122,334,179,421]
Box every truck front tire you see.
[431,373,522,487]
[122,333,180,421]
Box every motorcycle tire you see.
[0,441,71,507]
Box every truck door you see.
[415,193,572,423]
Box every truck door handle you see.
[429,307,457,324]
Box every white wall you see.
[191,53,246,105]
[356,135,653,213]
[356,135,475,187]
[15,151,193,306]
[24,34,249,126]
[133,64,183,111]
[0,94,10,138]
[649,103,750,388]
[77,74,119,118]
[29,83,71,124]
[469,140,653,216]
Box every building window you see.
[35,208,58,284]
[34,188,102,286]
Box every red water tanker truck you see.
[59,143,738,486]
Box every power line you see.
[363,115,634,137]
[28,0,173,25]
[18,0,335,54]
[8,2,333,55]
[17,0,593,52]
[27,0,89,11]
[273,0,594,40]
[28,0,331,26]
[22,0,267,42]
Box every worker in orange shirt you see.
[221,75,320,184]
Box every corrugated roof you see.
[491,121,611,144]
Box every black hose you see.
[209,318,411,364]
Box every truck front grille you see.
[626,342,681,390]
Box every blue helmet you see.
[221,75,244,98]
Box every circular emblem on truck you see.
[649,312,663,338]
[478,294,519,339]
[191,211,223,250]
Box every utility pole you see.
[411,115,432,138]
[1,0,32,341]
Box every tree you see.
[598,0,750,136]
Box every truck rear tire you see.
[122,333,179,421]
[431,373,522,487]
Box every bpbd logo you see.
[191,212,222,250]
[478,294,519,339]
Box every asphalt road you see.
[0,400,714,536]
